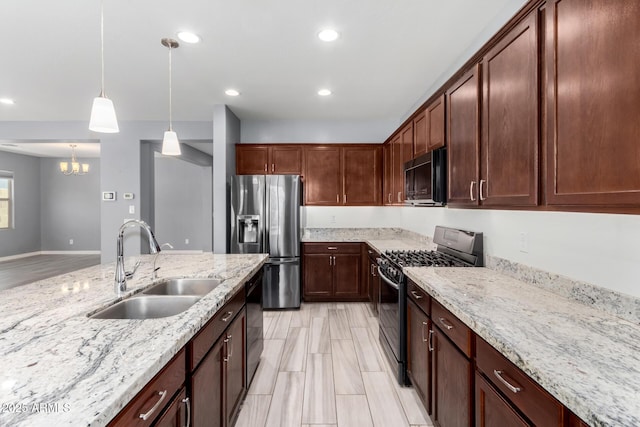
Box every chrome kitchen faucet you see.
[114,219,161,294]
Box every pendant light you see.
[161,38,181,155]
[89,0,119,133]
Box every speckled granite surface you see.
[0,253,267,427]
[404,267,640,427]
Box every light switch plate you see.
[102,191,116,201]
[123,193,134,200]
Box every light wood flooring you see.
[0,254,101,290]
[236,302,433,427]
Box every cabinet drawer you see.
[303,242,361,254]
[407,280,430,316]
[431,299,472,358]
[476,337,564,427]
[108,349,186,427]
[190,289,244,371]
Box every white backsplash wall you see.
[303,206,640,298]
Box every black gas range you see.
[377,226,483,385]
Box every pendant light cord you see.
[100,0,105,96]
[168,44,173,131]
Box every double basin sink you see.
[90,278,222,320]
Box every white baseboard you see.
[0,251,102,262]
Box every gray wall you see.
[0,151,41,257]
[240,118,397,143]
[154,155,212,251]
[39,158,100,251]
[213,105,240,253]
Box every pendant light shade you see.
[162,131,181,155]
[89,95,119,133]
[89,0,119,133]
[161,38,181,156]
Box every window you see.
[0,171,13,229]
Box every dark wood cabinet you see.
[236,144,302,175]
[446,65,481,206]
[365,245,380,315]
[225,309,246,426]
[343,145,382,205]
[303,243,364,301]
[383,143,393,205]
[475,373,530,427]
[413,109,428,157]
[384,129,412,206]
[304,146,342,205]
[481,10,539,206]
[407,299,431,414]
[427,94,446,152]
[568,412,589,427]
[191,337,224,427]
[153,388,190,427]
[432,326,473,427]
[544,0,640,207]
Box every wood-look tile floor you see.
[0,254,101,290]
[236,302,433,427]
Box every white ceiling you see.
[0,0,527,124]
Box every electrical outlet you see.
[128,205,135,214]
[185,238,189,245]
[69,239,74,245]
[330,215,336,224]
[518,232,529,253]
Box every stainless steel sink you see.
[90,295,201,319]
[142,278,222,296]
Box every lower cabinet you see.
[365,245,380,315]
[475,373,530,427]
[407,298,431,413]
[153,388,190,427]
[302,243,364,301]
[191,338,224,427]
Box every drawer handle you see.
[221,311,234,322]
[410,290,423,300]
[428,329,434,352]
[182,397,191,427]
[139,390,167,420]
[438,317,454,330]
[494,370,522,394]
[327,247,338,250]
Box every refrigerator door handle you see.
[268,258,299,265]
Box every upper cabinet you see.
[544,0,640,207]
[414,94,446,158]
[236,144,302,175]
[481,10,539,206]
[303,145,382,206]
[446,65,481,206]
[384,125,413,206]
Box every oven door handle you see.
[377,266,400,290]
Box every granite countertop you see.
[404,267,640,427]
[301,227,436,253]
[0,253,268,427]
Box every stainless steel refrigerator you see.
[229,175,301,309]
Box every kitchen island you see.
[0,253,267,427]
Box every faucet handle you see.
[125,259,142,280]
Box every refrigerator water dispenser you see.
[237,215,260,244]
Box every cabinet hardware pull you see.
[428,329,434,351]
[344,194,346,204]
[264,164,268,172]
[410,290,423,300]
[327,247,338,250]
[397,191,402,202]
[139,390,167,420]
[479,179,486,201]
[329,256,332,266]
[388,193,392,203]
[438,317,454,330]
[470,181,476,201]
[223,337,230,362]
[494,370,522,394]
[221,311,234,322]
[227,334,233,358]
[421,321,428,342]
[271,163,275,172]
[182,397,191,427]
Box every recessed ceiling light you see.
[318,89,332,96]
[0,98,15,105]
[318,29,339,42]
[225,89,240,97]
[177,31,201,44]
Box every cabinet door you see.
[391,134,403,204]
[383,143,393,205]
[304,146,342,205]
[236,145,269,175]
[191,339,223,427]
[303,254,333,297]
[343,146,382,206]
[413,110,428,157]
[545,0,640,206]
[153,388,189,427]
[399,123,414,202]
[432,328,473,427]
[270,146,302,174]
[427,94,446,152]
[407,300,431,414]
[225,309,246,427]
[447,65,481,206]
[333,253,361,298]
[481,11,539,206]
[475,373,530,427]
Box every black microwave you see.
[403,148,446,206]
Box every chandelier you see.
[59,145,89,175]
